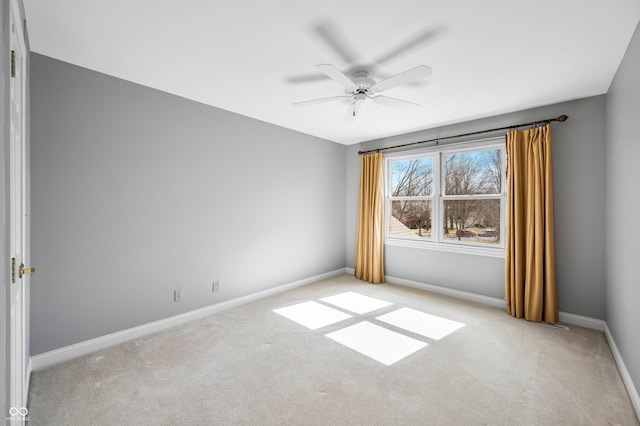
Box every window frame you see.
[384,137,506,258]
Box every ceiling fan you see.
[292,64,432,122]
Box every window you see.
[385,138,505,256]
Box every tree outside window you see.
[386,142,505,250]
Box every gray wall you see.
[347,96,607,319]
[606,21,640,403]
[30,54,346,355]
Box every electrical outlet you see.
[174,289,183,302]
[212,281,220,293]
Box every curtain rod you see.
[358,114,568,155]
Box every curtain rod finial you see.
[557,115,568,122]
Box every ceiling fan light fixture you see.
[294,63,431,121]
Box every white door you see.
[9,0,31,421]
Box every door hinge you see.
[11,257,16,283]
[11,50,16,78]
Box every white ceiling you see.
[23,0,640,145]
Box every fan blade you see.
[314,21,359,64]
[317,64,356,89]
[292,95,351,107]
[286,73,328,84]
[373,28,442,64]
[371,65,432,92]
[343,101,362,124]
[373,95,420,109]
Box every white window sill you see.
[385,238,505,258]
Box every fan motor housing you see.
[348,70,375,94]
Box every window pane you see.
[390,157,433,196]
[390,200,432,240]
[442,200,500,245]
[443,150,502,195]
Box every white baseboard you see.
[558,312,606,331]
[380,274,607,331]
[383,274,507,309]
[604,323,640,420]
[31,268,347,371]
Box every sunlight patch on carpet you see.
[273,301,352,330]
[376,307,465,340]
[320,291,392,314]
[325,321,427,366]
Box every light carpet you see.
[27,275,639,425]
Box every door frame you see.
[8,0,29,421]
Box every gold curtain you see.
[505,124,558,323]
[355,153,385,284]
